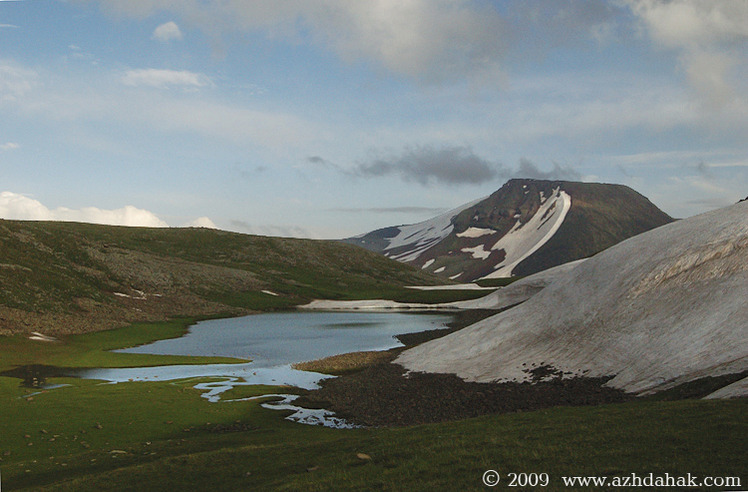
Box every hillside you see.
[397,201,748,397]
[0,220,444,336]
[345,179,673,281]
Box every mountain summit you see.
[345,179,673,281]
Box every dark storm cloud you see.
[514,158,582,181]
[311,149,581,187]
[355,145,499,186]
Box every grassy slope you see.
[0,220,449,335]
[0,319,246,373]
[1,374,744,491]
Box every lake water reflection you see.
[73,311,453,427]
[77,311,453,388]
[118,311,452,365]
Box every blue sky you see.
[1,0,746,238]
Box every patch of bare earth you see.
[293,350,397,376]
[297,352,631,427]
[296,310,631,427]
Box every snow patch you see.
[434,266,446,273]
[299,299,458,311]
[704,377,748,399]
[406,284,495,291]
[461,245,492,260]
[114,291,147,300]
[456,227,497,238]
[29,332,58,342]
[383,197,485,263]
[422,259,435,270]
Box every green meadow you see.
[1,373,745,491]
[1,322,745,491]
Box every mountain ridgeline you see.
[0,220,444,336]
[345,179,674,281]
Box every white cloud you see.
[229,219,311,238]
[3,58,325,153]
[681,49,735,108]
[0,142,19,151]
[626,0,748,47]
[308,1,509,82]
[625,0,748,108]
[0,191,169,227]
[184,216,217,229]
[130,96,324,150]
[497,74,701,143]
[121,68,212,89]
[152,21,182,42]
[0,60,38,102]
[83,0,510,83]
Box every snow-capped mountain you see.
[396,200,748,397]
[345,179,673,281]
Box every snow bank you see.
[448,259,586,310]
[704,377,748,399]
[29,332,58,342]
[397,201,748,397]
[406,284,498,291]
[298,299,456,311]
[297,261,584,312]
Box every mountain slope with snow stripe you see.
[383,198,485,262]
[485,188,571,278]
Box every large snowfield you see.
[397,201,748,398]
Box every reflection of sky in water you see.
[75,312,452,428]
[116,311,452,367]
[77,363,329,388]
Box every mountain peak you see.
[345,180,673,281]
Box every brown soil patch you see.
[298,354,632,427]
[293,350,396,376]
[295,308,633,427]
